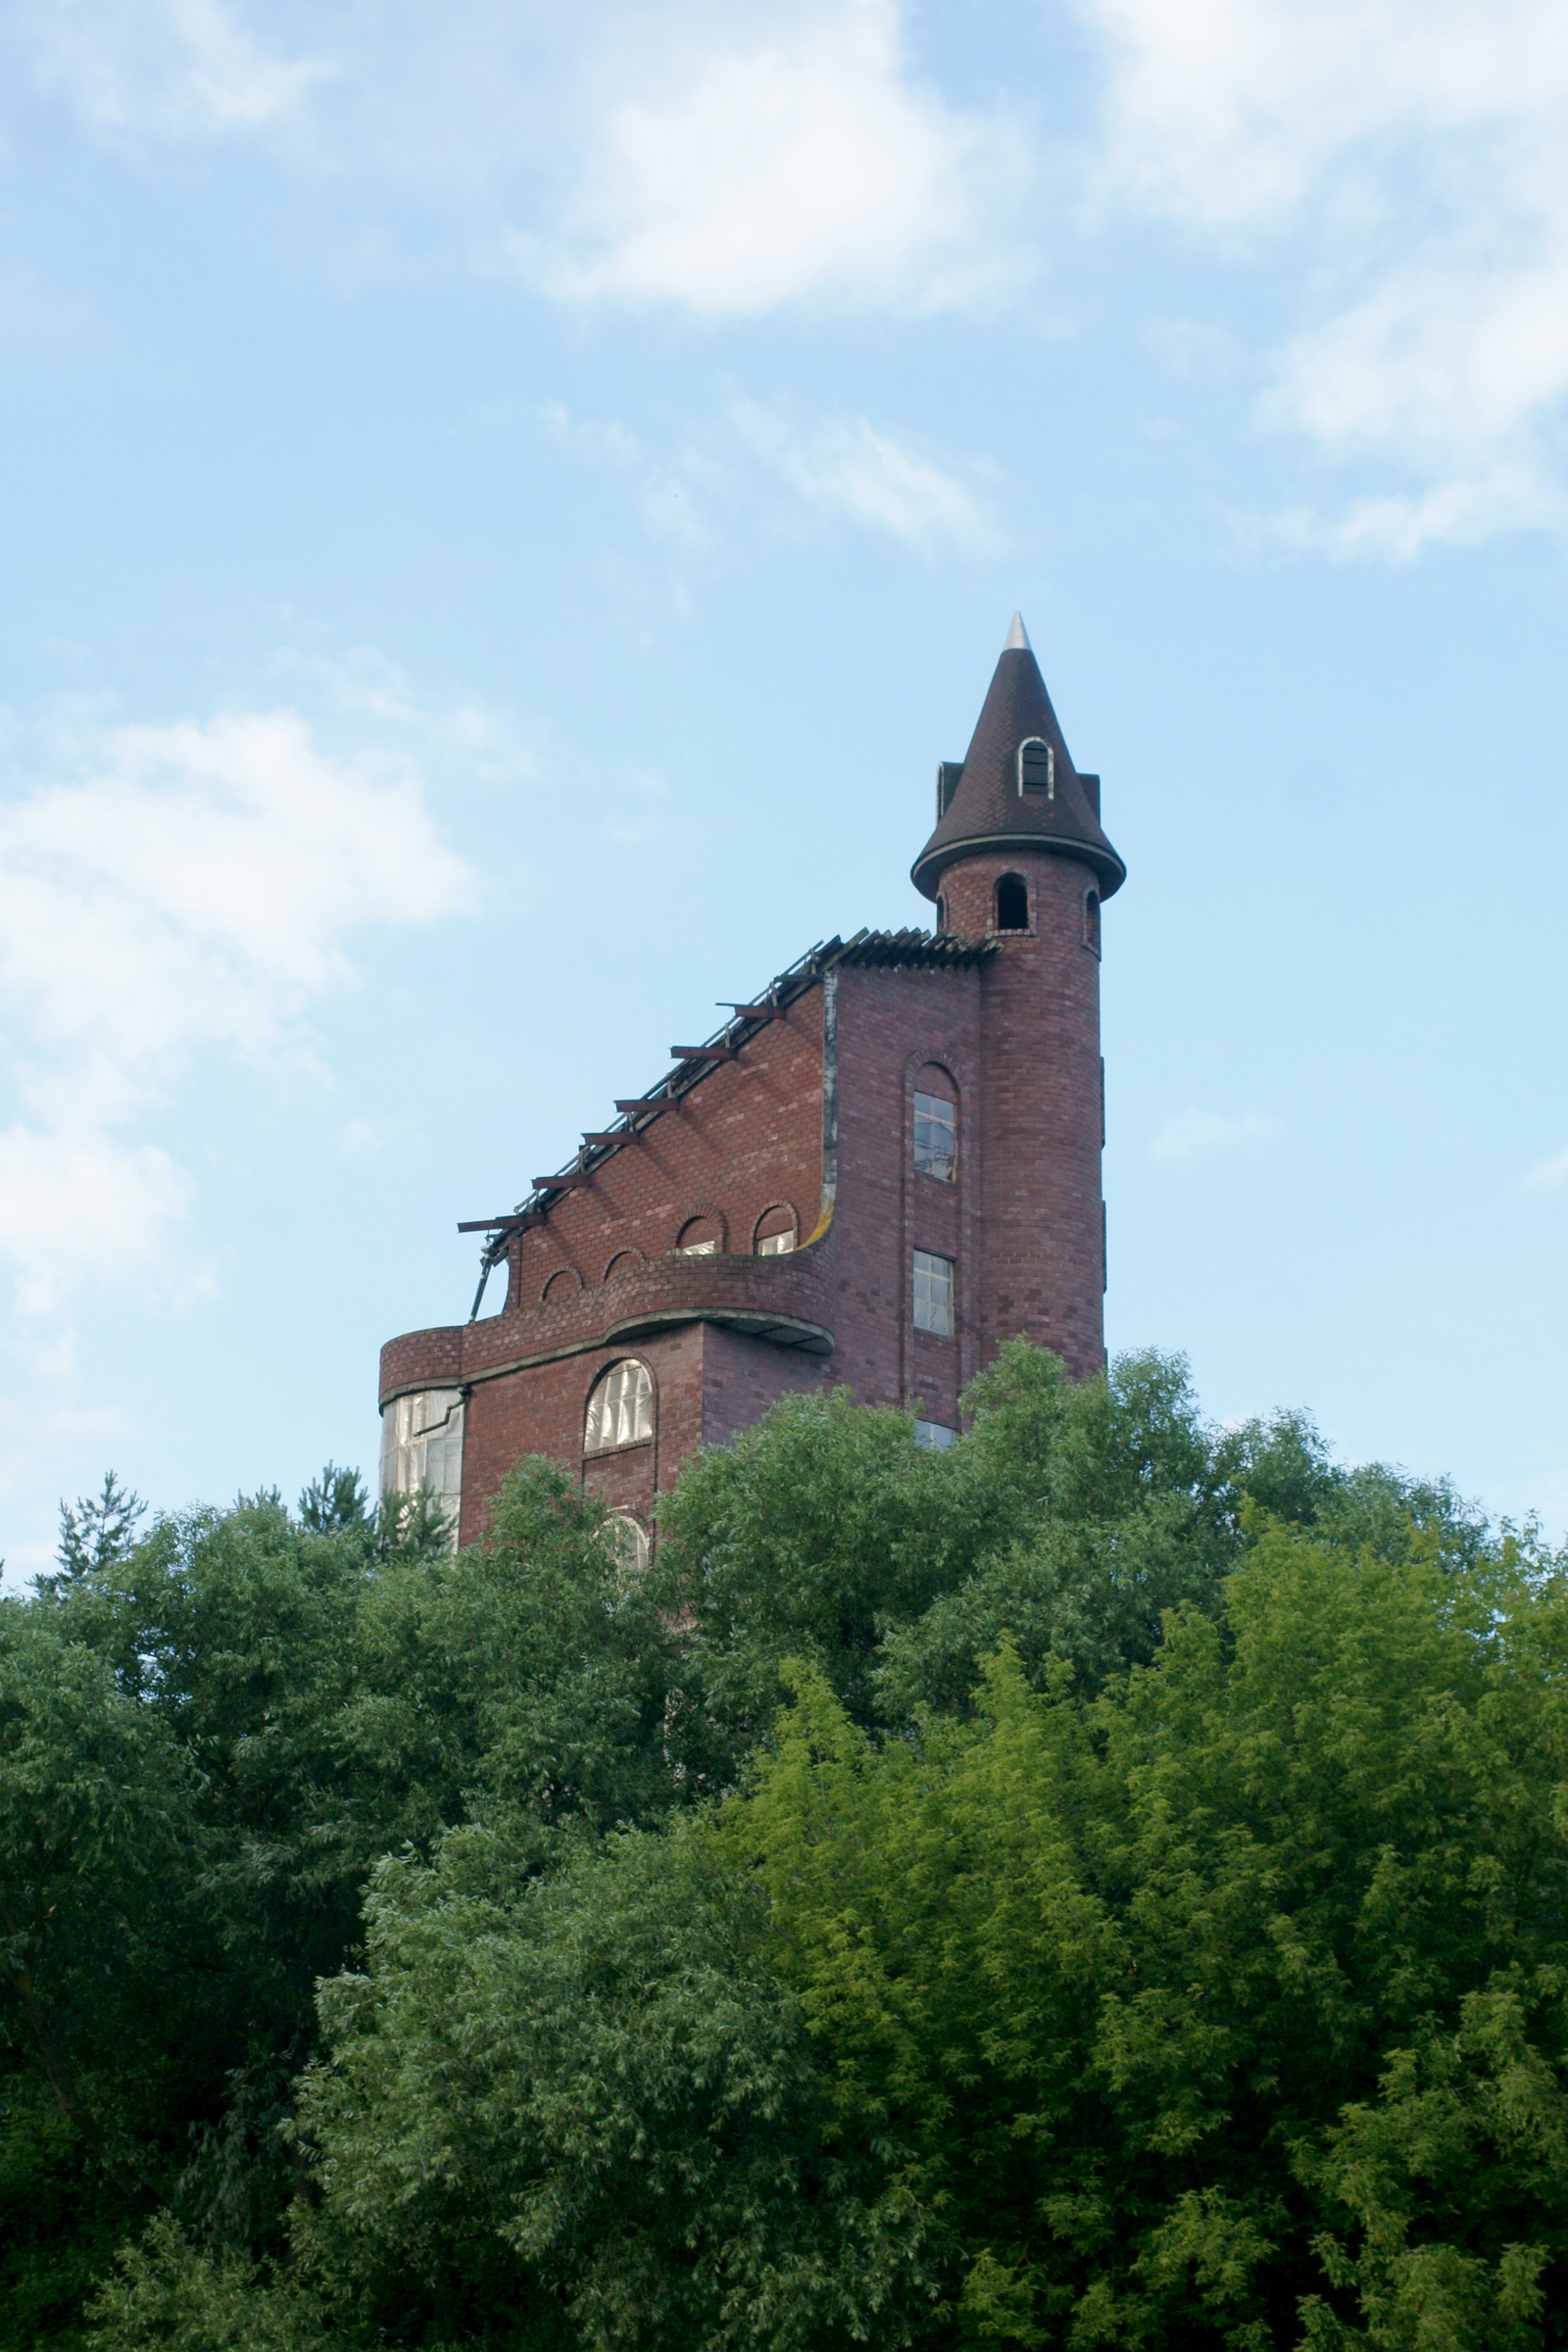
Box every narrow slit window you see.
[913,1091,956,1182]
[584,1358,654,1451]
[912,1250,955,1336]
[1084,890,1101,955]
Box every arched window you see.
[936,893,949,936]
[754,1204,797,1254]
[1017,737,1054,796]
[584,1358,654,1452]
[676,1214,722,1255]
[995,872,1029,933]
[605,1510,651,1576]
[1084,890,1101,956]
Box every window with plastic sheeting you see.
[379,1388,465,1551]
[912,1249,955,1336]
[584,1358,654,1453]
[914,1418,956,1449]
[913,1090,956,1182]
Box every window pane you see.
[379,1388,464,1551]
[912,1250,955,1335]
[913,1091,956,1181]
[913,1419,956,1449]
[757,1229,794,1254]
[606,1512,651,1575]
[586,1358,653,1451]
[677,1237,717,1254]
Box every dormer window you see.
[1018,737,1054,797]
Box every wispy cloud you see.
[1077,0,1568,553]
[1523,1144,1568,1191]
[0,707,473,1312]
[1151,1107,1283,1162]
[730,401,1004,555]
[541,393,1003,558]
[26,0,330,138]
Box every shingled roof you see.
[910,615,1126,902]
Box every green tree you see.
[715,1518,1568,2347]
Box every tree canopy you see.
[3,1348,1564,2352]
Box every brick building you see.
[378,616,1126,1557]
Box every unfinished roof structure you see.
[378,619,1125,1553]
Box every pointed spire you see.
[911,623,1125,903]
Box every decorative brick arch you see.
[753,1200,800,1250]
[541,1265,584,1305]
[603,1246,649,1283]
[671,1201,728,1253]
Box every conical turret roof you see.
[911,616,1125,901]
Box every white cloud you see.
[503,0,1029,316]
[0,708,473,1312]
[1077,0,1568,552]
[1151,1107,1283,1162]
[731,401,1004,555]
[1523,1144,1568,1191]
[26,0,330,138]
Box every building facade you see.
[378,617,1126,1554]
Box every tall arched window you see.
[584,1358,654,1452]
[913,1068,956,1182]
[605,1510,651,1576]
[995,872,1029,933]
[1084,890,1101,955]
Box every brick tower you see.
[378,617,1125,1551]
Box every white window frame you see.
[1017,736,1054,798]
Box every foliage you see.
[294,1823,933,2352]
[5,1349,1561,2352]
[714,1518,1568,2346]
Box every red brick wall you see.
[942,849,1106,1379]
[379,858,1108,1531]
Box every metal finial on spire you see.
[1004,612,1031,652]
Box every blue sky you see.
[3,0,1567,1582]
